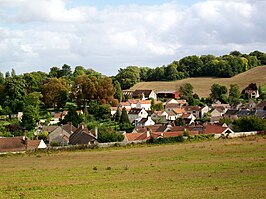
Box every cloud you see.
[0,0,265,75]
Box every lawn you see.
[0,136,265,199]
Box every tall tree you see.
[42,78,69,109]
[210,84,227,102]
[113,80,122,102]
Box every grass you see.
[130,65,266,97]
[0,136,265,199]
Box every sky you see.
[0,0,265,76]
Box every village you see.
[1,83,265,153]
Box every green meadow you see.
[0,136,265,199]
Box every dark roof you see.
[255,110,266,118]
[132,90,153,98]
[224,110,239,116]
[62,123,77,134]
[128,108,143,115]
[237,110,256,117]
[165,103,181,109]
[69,126,97,145]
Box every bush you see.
[147,136,184,144]
[97,126,124,143]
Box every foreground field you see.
[130,66,266,97]
[1,137,266,199]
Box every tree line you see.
[114,50,266,89]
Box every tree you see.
[3,76,26,113]
[179,83,193,100]
[60,64,72,77]
[229,84,240,99]
[23,92,43,108]
[21,105,39,131]
[114,108,121,122]
[233,116,266,131]
[49,67,60,78]
[73,66,86,77]
[42,78,69,109]
[60,105,83,127]
[113,80,122,102]
[115,66,141,89]
[97,126,124,143]
[210,84,227,102]
[0,72,5,85]
[11,68,16,77]
[119,107,132,132]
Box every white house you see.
[128,108,149,123]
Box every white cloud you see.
[0,0,265,75]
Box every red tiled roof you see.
[203,124,228,134]
[125,133,149,141]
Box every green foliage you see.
[210,84,227,102]
[115,66,141,89]
[233,116,266,132]
[38,131,49,141]
[21,105,39,131]
[113,80,122,102]
[147,136,184,144]
[97,126,124,143]
[120,107,130,124]
[175,117,184,126]
[219,117,232,125]
[60,105,84,128]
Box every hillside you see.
[129,66,266,97]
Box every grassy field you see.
[130,66,266,97]
[0,136,265,199]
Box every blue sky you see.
[0,0,265,75]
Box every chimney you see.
[95,127,98,139]
[147,130,150,138]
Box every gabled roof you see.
[203,124,231,134]
[69,125,97,145]
[165,103,181,109]
[166,110,177,117]
[173,108,186,114]
[119,102,131,107]
[42,125,58,133]
[125,132,149,141]
[224,110,239,116]
[132,90,154,98]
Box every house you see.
[151,111,167,123]
[209,106,227,123]
[164,110,177,121]
[212,101,231,109]
[223,109,239,120]
[128,99,138,108]
[136,100,151,110]
[110,107,118,116]
[132,124,171,134]
[157,91,180,99]
[132,90,157,100]
[69,126,97,145]
[124,131,151,142]
[203,123,234,136]
[256,101,266,111]
[181,113,196,125]
[183,106,204,118]
[128,108,148,123]
[118,101,131,110]
[136,116,155,127]
[164,99,186,111]
[48,123,77,145]
[242,83,260,99]
[0,136,47,153]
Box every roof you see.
[69,125,97,145]
[62,123,77,134]
[0,136,26,152]
[203,124,229,134]
[224,110,239,116]
[165,103,181,109]
[125,132,149,141]
[137,100,151,105]
[183,106,202,111]
[173,108,186,114]
[0,137,46,153]
[53,112,62,119]
[42,125,58,133]
[128,99,138,104]
[119,102,131,107]
[128,108,143,115]
[132,90,154,98]
[166,110,177,117]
